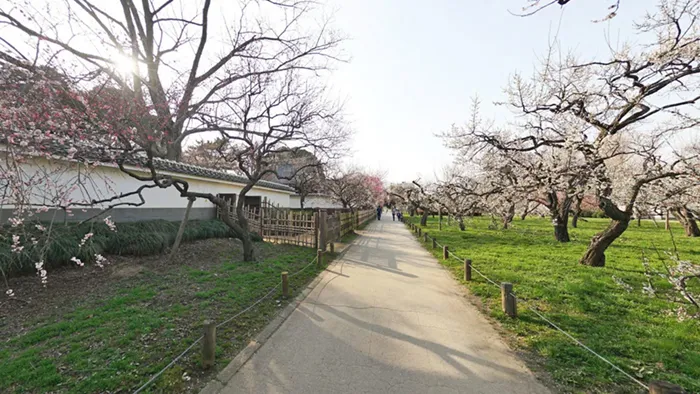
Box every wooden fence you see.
[217,198,375,249]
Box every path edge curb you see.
[199,238,358,394]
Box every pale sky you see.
[325,0,659,183]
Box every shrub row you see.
[1,219,259,276]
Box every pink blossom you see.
[104,216,117,232]
[11,235,24,254]
[8,217,23,227]
[35,261,47,286]
[94,254,108,268]
[78,232,94,248]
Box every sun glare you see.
[109,52,138,76]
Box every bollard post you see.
[418,228,422,236]
[423,233,428,243]
[464,259,472,281]
[317,249,323,269]
[432,238,437,249]
[202,320,216,368]
[649,381,686,394]
[501,283,517,318]
[282,272,289,298]
[442,245,449,260]
[329,242,335,253]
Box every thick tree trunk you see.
[551,208,571,242]
[233,204,255,261]
[420,209,429,226]
[545,193,572,242]
[553,216,571,242]
[458,216,465,231]
[580,218,630,267]
[571,195,583,229]
[673,207,700,237]
[686,217,700,237]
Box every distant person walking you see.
[391,208,396,221]
[376,205,382,221]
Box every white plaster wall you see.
[295,195,343,209]
[4,155,292,210]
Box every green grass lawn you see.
[0,239,332,393]
[406,215,700,393]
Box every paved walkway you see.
[221,219,550,393]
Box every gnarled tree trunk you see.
[545,192,572,242]
[672,207,700,237]
[580,217,630,267]
[420,209,430,226]
[571,195,583,229]
[580,198,630,267]
[553,213,571,242]
[457,216,466,231]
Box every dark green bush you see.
[1,219,246,275]
[577,209,607,218]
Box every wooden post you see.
[260,198,265,238]
[202,320,216,368]
[649,381,686,394]
[501,283,517,318]
[319,210,328,251]
[432,238,437,249]
[313,210,319,249]
[442,245,449,260]
[329,242,335,253]
[170,196,196,260]
[423,233,428,243]
[317,249,323,269]
[418,228,422,236]
[281,271,289,298]
[464,259,472,281]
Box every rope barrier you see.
[288,256,318,278]
[441,245,649,391]
[133,254,322,393]
[448,253,500,288]
[133,337,203,393]
[525,304,649,390]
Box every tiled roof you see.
[149,158,295,192]
[0,140,295,193]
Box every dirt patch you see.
[112,264,145,278]
[0,238,242,338]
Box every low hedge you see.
[1,219,258,275]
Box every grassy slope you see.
[0,242,328,393]
[407,216,700,393]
